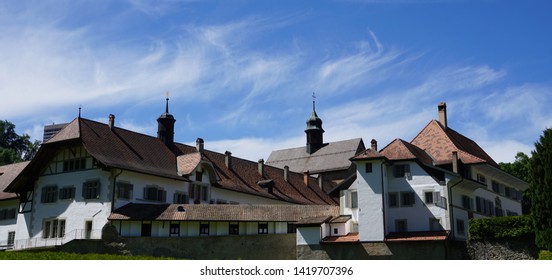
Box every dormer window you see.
[196,171,203,182]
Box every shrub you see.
[538,250,552,260]
[468,215,533,241]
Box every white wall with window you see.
[0,199,19,248]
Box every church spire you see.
[157,93,176,147]
[305,92,324,154]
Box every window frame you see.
[199,222,210,236]
[116,182,133,200]
[41,185,58,203]
[400,191,415,207]
[59,186,76,200]
[258,222,269,234]
[82,180,101,200]
[365,162,373,173]
[229,222,239,235]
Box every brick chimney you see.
[303,170,310,186]
[452,151,459,173]
[438,102,448,129]
[108,114,115,130]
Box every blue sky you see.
[1,0,551,163]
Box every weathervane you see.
[78,105,82,118]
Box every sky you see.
[1,0,551,164]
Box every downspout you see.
[447,178,464,241]
[111,169,124,212]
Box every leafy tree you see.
[529,128,552,251]
[0,120,40,165]
[500,152,532,214]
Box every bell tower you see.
[157,95,176,146]
[305,93,324,154]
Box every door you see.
[85,221,92,239]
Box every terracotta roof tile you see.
[321,232,359,243]
[411,120,497,167]
[385,230,450,242]
[109,203,339,221]
[350,148,385,160]
[176,152,202,176]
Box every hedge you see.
[538,250,552,260]
[468,215,533,241]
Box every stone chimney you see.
[438,102,448,129]
[303,170,310,186]
[284,165,289,182]
[452,151,459,173]
[108,114,115,130]
[371,139,378,151]
[225,151,232,170]
[196,138,204,153]
[258,159,264,177]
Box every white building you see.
[1,100,338,250]
[299,103,529,245]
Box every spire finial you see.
[78,106,82,118]
[312,92,316,112]
[165,91,170,113]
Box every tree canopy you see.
[0,120,40,165]
[529,128,552,251]
[499,152,531,214]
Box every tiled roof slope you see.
[380,139,434,166]
[411,120,498,167]
[6,117,336,205]
[266,138,365,173]
[109,203,339,221]
[0,161,29,200]
[175,144,338,205]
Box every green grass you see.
[0,251,174,260]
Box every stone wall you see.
[466,237,539,260]
[61,233,297,260]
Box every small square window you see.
[394,164,410,178]
[199,223,209,235]
[258,223,268,234]
[170,224,180,236]
[365,163,373,173]
[400,192,415,207]
[229,223,239,235]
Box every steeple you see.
[305,93,324,154]
[157,95,176,146]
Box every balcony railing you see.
[6,229,101,251]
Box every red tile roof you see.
[411,120,497,167]
[385,231,450,242]
[321,232,359,243]
[6,117,337,206]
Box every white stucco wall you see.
[356,160,386,242]
[0,199,19,247]
[297,226,320,245]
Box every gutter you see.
[447,177,464,241]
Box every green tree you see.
[499,152,532,214]
[529,128,552,251]
[0,120,40,165]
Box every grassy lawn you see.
[0,250,174,260]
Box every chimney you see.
[258,159,265,177]
[225,151,232,169]
[196,138,204,153]
[371,139,378,151]
[438,102,448,129]
[303,170,310,186]
[318,174,324,190]
[284,165,289,182]
[108,114,115,130]
[452,151,459,173]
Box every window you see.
[477,173,486,184]
[82,180,100,199]
[229,223,239,235]
[333,228,338,235]
[492,180,500,193]
[388,192,398,208]
[0,208,16,220]
[365,163,373,173]
[59,186,75,200]
[200,223,209,235]
[395,219,407,232]
[42,219,65,238]
[7,232,15,246]
[201,186,209,201]
[258,223,268,234]
[63,158,87,172]
[173,192,189,204]
[41,185,58,203]
[400,192,415,207]
[170,224,180,236]
[504,187,511,198]
[424,191,441,205]
[116,182,133,200]
[143,185,166,202]
[287,223,297,233]
[456,219,465,236]
[462,195,473,210]
[475,196,494,216]
[350,191,358,209]
[190,184,208,203]
[196,171,203,182]
[394,164,410,178]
